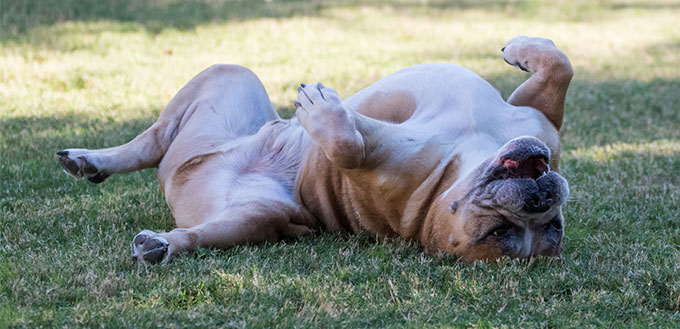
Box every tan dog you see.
[57,36,573,263]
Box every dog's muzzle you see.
[485,136,568,214]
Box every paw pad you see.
[56,150,110,184]
[131,231,169,264]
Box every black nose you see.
[524,191,553,213]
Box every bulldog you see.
[57,36,573,264]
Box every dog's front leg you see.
[503,36,573,130]
[295,82,385,169]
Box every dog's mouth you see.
[488,153,550,182]
[475,138,567,214]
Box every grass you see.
[1,0,679,327]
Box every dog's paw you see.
[294,82,365,167]
[131,230,169,264]
[294,82,353,139]
[502,36,559,73]
[56,149,110,183]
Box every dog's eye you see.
[483,223,513,240]
[492,225,509,236]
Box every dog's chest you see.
[295,137,445,236]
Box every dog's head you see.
[429,136,569,261]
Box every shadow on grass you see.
[1,0,319,37]
[0,0,505,38]
[3,0,679,41]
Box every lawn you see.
[1,0,679,327]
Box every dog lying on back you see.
[57,36,572,264]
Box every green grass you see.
[1,0,679,327]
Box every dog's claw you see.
[298,85,314,104]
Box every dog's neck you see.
[397,153,461,241]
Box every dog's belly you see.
[164,120,313,228]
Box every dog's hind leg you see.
[503,36,573,131]
[57,65,278,183]
[130,200,315,264]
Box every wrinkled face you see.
[437,136,569,261]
